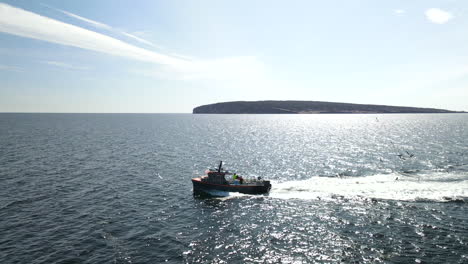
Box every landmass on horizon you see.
[193,101,464,114]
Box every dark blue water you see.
[0,113,467,263]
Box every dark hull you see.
[192,179,271,195]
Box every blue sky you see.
[0,0,467,113]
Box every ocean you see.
[0,113,467,263]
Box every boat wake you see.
[194,189,251,199]
[269,170,468,203]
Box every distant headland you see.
[193,101,463,114]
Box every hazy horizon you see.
[0,100,466,114]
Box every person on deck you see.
[233,173,238,180]
[239,176,244,184]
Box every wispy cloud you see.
[132,56,266,81]
[120,31,159,48]
[393,9,405,16]
[0,3,264,80]
[0,3,184,66]
[425,8,453,24]
[44,4,161,48]
[42,60,90,70]
[55,8,112,31]
[0,64,23,72]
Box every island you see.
[193,101,461,114]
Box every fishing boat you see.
[192,161,271,195]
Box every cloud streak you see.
[55,8,112,30]
[0,64,23,72]
[47,5,160,48]
[120,31,158,48]
[425,8,453,24]
[0,3,187,66]
[0,3,264,80]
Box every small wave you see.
[441,196,468,203]
[0,195,49,210]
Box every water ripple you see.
[0,113,467,263]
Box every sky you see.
[0,0,467,113]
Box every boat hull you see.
[192,178,271,195]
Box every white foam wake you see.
[269,172,468,202]
[199,189,251,199]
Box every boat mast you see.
[218,161,223,173]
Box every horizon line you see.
[0,112,466,114]
[0,112,190,114]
